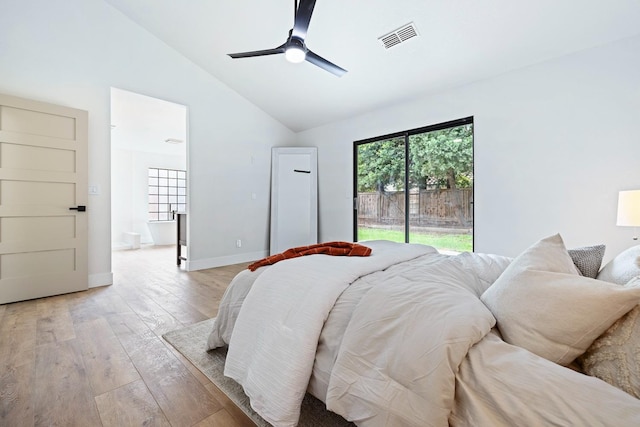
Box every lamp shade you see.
[616,190,640,226]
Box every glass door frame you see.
[353,116,474,248]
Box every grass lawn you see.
[358,228,472,253]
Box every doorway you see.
[354,117,473,254]
[110,88,188,263]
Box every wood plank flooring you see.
[0,245,256,427]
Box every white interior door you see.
[0,93,88,304]
[270,147,318,255]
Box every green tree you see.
[356,137,405,192]
[356,125,473,192]
[409,124,473,189]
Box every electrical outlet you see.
[236,239,242,248]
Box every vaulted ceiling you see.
[104,0,640,132]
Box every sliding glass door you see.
[354,118,473,253]
[355,136,406,243]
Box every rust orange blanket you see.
[247,241,372,271]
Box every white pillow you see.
[596,245,640,284]
[481,234,640,366]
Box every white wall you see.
[0,0,295,284]
[296,35,640,263]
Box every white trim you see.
[89,272,113,288]
[185,250,268,272]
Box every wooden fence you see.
[357,188,472,228]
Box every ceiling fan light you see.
[285,45,306,63]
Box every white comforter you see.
[222,241,436,426]
[208,242,640,427]
[325,254,495,426]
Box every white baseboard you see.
[185,250,268,271]
[89,272,113,288]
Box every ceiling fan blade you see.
[228,45,286,58]
[292,0,316,39]
[305,50,347,77]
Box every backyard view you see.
[355,121,473,253]
[357,228,472,253]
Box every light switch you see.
[89,185,100,195]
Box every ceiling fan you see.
[227,0,347,77]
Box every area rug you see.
[163,318,353,426]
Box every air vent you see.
[379,23,418,49]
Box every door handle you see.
[69,205,86,212]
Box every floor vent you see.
[379,23,418,49]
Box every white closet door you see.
[270,147,317,255]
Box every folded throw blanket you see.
[248,241,372,271]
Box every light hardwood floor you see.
[0,245,256,427]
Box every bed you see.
[207,235,640,426]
